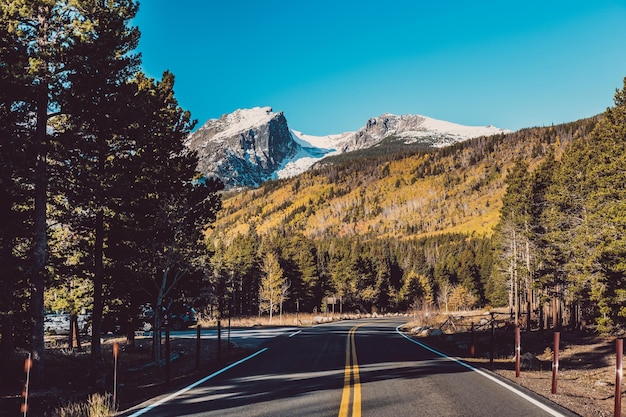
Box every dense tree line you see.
[206,229,495,318]
[0,1,222,386]
[493,78,626,334]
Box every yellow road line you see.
[338,335,352,417]
[351,329,361,416]
[338,324,364,417]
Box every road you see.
[165,326,299,349]
[121,318,576,417]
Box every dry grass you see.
[196,311,388,328]
[53,393,115,417]
[197,312,316,328]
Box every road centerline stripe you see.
[339,324,364,417]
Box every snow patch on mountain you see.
[192,106,277,144]
[396,115,508,147]
[274,130,341,179]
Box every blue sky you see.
[133,1,626,135]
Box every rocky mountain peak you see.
[186,107,299,188]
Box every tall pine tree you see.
[57,0,140,383]
[115,71,222,359]
[0,17,34,382]
[1,0,74,382]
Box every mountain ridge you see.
[186,107,510,188]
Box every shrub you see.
[54,393,115,417]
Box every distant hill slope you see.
[209,117,597,245]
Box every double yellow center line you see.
[338,324,364,417]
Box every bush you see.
[54,393,115,417]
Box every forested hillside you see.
[207,110,599,320]
[493,79,626,333]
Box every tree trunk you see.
[552,295,558,330]
[90,208,105,389]
[525,238,532,331]
[68,314,82,352]
[0,223,16,382]
[30,88,48,385]
[269,300,273,324]
[152,306,162,362]
[512,230,518,327]
[126,315,136,348]
[153,272,168,362]
[0,308,15,384]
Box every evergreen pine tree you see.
[0,21,33,381]
[57,0,141,375]
[1,0,74,382]
[115,71,222,358]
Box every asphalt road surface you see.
[121,318,577,417]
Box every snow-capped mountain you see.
[186,107,298,188]
[186,107,510,189]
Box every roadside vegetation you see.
[52,394,114,417]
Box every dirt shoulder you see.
[416,327,622,417]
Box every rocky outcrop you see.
[339,114,428,151]
[186,107,299,188]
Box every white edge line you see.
[125,347,269,417]
[394,326,569,417]
[289,330,302,338]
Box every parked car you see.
[140,303,198,331]
[100,302,198,334]
[165,303,198,330]
[102,309,135,335]
[44,312,91,335]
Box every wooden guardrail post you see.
[489,313,495,367]
[470,322,475,357]
[615,338,623,417]
[515,326,521,377]
[113,342,119,408]
[552,331,560,394]
[21,353,32,417]
[165,330,171,386]
[196,325,201,370]
[217,319,222,361]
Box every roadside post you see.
[217,319,222,361]
[21,353,31,417]
[113,342,119,409]
[470,322,475,357]
[196,325,201,370]
[552,331,560,394]
[615,338,623,417]
[490,312,495,367]
[165,330,171,386]
[515,326,521,377]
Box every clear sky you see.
[133,0,626,135]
